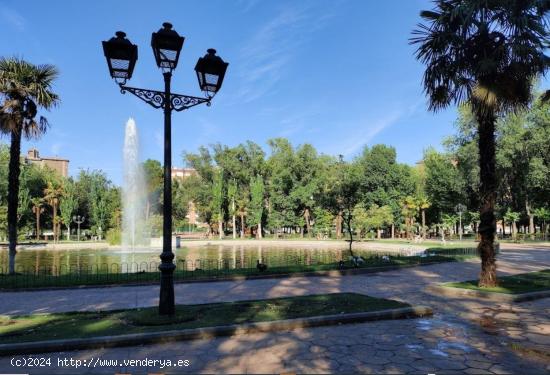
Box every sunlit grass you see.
[445,269,550,294]
[0,293,409,344]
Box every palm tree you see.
[401,196,418,240]
[0,57,59,274]
[416,196,431,240]
[411,1,550,287]
[31,197,44,240]
[533,207,550,240]
[43,181,64,243]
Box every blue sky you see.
[0,0,501,185]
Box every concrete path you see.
[1,246,549,374]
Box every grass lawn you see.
[0,293,408,344]
[0,252,475,290]
[444,269,550,294]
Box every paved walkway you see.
[1,246,549,373]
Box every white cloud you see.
[0,6,25,31]
[232,4,335,104]
[332,98,425,157]
[236,0,261,13]
[335,111,404,157]
[277,104,324,137]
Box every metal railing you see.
[0,248,479,289]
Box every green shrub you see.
[106,228,121,245]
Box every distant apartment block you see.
[24,148,69,177]
[171,167,198,179]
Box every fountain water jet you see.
[122,118,148,251]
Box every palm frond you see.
[0,57,59,140]
[411,0,550,113]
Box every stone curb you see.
[1,260,465,293]
[0,305,432,356]
[426,284,550,302]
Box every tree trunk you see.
[7,131,22,274]
[336,211,343,239]
[421,209,426,239]
[345,213,354,257]
[391,223,395,239]
[218,216,223,240]
[377,228,381,240]
[526,199,535,240]
[35,209,40,241]
[52,205,58,243]
[66,224,70,241]
[476,109,498,287]
[304,208,311,238]
[232,198,236,239]
[240,212,245,238]
[257,222,262,239]
[512,221,517,237]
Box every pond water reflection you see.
[0,245,405,274]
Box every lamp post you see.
[72,215,85,242]
[102,22,228,315]
[455,203,466,241]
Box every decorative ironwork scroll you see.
[119,85,210,111]
[170,94,210,112]
[119,86,165,109]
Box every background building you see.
[24,148,69,177]
[170,167,197,179]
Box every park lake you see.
[0,244,425,275]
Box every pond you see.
[0,245,409,274]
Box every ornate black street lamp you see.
[72,215,85,242]
[102,22,228,315]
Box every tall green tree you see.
[324,158,361,255]
[172,179,189,231]
[43,180,63,242]
[423,148,465,221]
[17,186,30,223]
[87,171,111,239]
[0,57,59,273]
[227,180,238,239]
[142,159,163,220]
[211,170,224,239]
[533,207,550,239]
[30,197,44,240]
[59,179,78,240]
[401,196,418,240]
[412,0,550,286]
[416,196,431,240]
[249,175,265,239]
[291,144,322,237]
[357,145,415,238]
[266,138,297,233]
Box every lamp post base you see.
[159,255,176,315]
